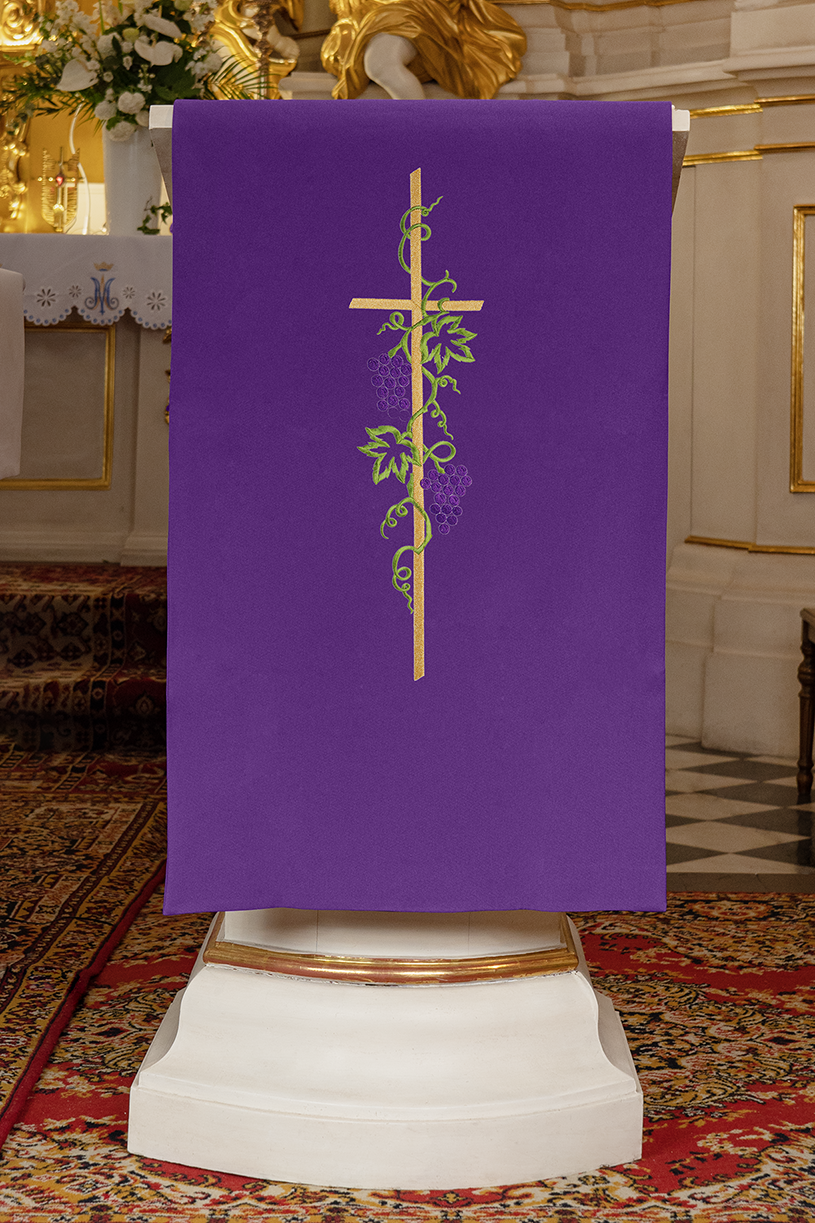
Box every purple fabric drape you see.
[165,99,671,915]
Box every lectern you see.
[129,99,689,1188]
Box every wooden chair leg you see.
[797,620,815,803]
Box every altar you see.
[0,235,171,565]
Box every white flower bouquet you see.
[2,0,225,140]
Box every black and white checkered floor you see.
[666,735,815,891]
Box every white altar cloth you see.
[0,234,171,329]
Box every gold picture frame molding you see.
[791,204,815,493]
[686,535,815,555]
[684,142,815,167]
[0,317,116,491]
[203,911,580,984]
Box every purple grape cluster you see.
[367,351,411,419]
[420,463,473,536]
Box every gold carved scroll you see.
[321,0,526,100]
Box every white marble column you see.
[667,63,815,754]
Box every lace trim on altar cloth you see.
[0,235,171,330]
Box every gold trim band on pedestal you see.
[686,535,815,555]
[203,912,580,984]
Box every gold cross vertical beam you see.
[409,168,425,681]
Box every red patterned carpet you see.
[0,745,166,1148]
[0,890,813,1222]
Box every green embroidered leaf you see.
[358,426,419,485]
[424,313,477,374]
[448,343,474,364]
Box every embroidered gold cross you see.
[349,168,483,681]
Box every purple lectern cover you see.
[165,99,670,916]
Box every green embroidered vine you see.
[358,194,477,615]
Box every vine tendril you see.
[359,190,474,615]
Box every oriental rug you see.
[0,563,166,752]
[1,889,813,1222]
[0,744,166,1149]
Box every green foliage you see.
[358,194,477,614]
[423,313,476,373]
[358,425,420,485]
[137,200,172,233]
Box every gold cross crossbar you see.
[349,299,484,312]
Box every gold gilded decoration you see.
[689,103,763,118]
[0,113,28,229]
[38,146,79,233]
[757,141,815,155]
[321,0,525,99]
[758,94,815,108]
[211,0,301,97]
[686,536,815,555]
[683,149,763,166]
[523,0,707,8]
[685,142,815,167]
[350,169,484,681]
[691,97,815,117]
[203,911,580,984]
[0,0,45,49]
[1,320,116,491]
[790,205,815,493]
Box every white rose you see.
[134,35,176,64]
[117,89,146,113]
[141,11,182,37]
[94,99,117,119]
[54,0,80,21]
[107,121,135,141]
[96,32,116,57]
[56,58,98,90]
[136,109,150,126]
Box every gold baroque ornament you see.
[0,114,28,228]
[210,0,302,97]
[0,0,43,49]
[321,0,526,99]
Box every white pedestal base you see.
[128,914,642,1189]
